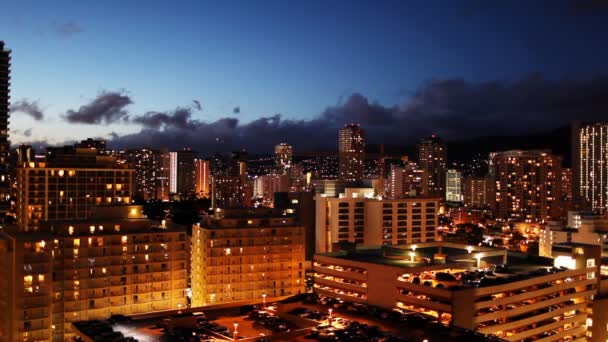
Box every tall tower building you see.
[490,150,562,222]
[417,135,447,198]
[462,176,494,209]
[124,148,167,201]
[338,124,365,182]
[169,149,197,195]
[195,159,210,198]
[274,143,293,174]
[445,169,462,202]
[575,122,608,213]
[0,42,11,208]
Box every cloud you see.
[10,99,44,120]
[23,128,33,137]
[131,107,196,130]
[64,91,133,124]
[233,106,240,114]
[69,73,608,154]
[51,21,84,37]
[192,100,202,111]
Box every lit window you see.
[121,235,128,244]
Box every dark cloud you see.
[131,107,196,130]
[97,73,608,154]
[23,128,33,137]
[192,100,202,111]
[64,91,132,124]
[51,21,84,36]
[233,106,240,114]
[10,99,44,120]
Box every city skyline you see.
[2,1,608,153]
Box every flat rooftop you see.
[317,243,559,289]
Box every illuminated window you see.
[89,226,95,234]
[38,274,44,282]
[58,170,65,177]
[121,235,128,244]
[24,275,33,286]
[114,225,120,232]
[106,184,113,190]
[116,184,122,190]
[73,239,80,247]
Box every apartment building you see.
[315,187,440,253]
[313,241,604,342]
[191,208,306,307]
[0,205,188,342]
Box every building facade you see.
[462,176,494,209]
[195,159,211,198]
[16,154,134,232]
[490,150,562,222]
[315,187,440,253]
[0,206,188,341]
[338,124,365,182]
[190,209,305,307]
[417,135,447,198]
[389,163,428,198]
[169,149,197,196]
[445,169,462,202]
[274,143,293,174]
[575,122,608,213]
[0,41,11,209]
[125,148,168,201]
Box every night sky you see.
[2,0,608,154]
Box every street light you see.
[467,245,473,254]
[328,308,333,318]
[233,323,238,333]
[233,323,239,341]
[262,293,267,307]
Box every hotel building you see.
[315,187,440,253]
[275,143,293,174]
[16,146,134,232]
[463,176,494,209]
[190,208,305,307]
[0,205,188,341]
[313,241,605,341]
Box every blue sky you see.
[2,0,608,150]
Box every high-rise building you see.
[389,163,428,198]
[16,145,134,231]
[169,149,197,195]
[574,122,608,213]
[274,143,293,174]
[338,124,365,182]
[191,208,305,306]
[253,174,289,204]
[417,135,447,198]
[211,175,242,209]
[445,169,462,202]
[462,176,494,209]
[0,42,10,208]
[315,187,440,253]
[16,144,34,165]
[0,205,188,341]
[124,148,167,201]
[195,159,211,198]
[490,150,562,222]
